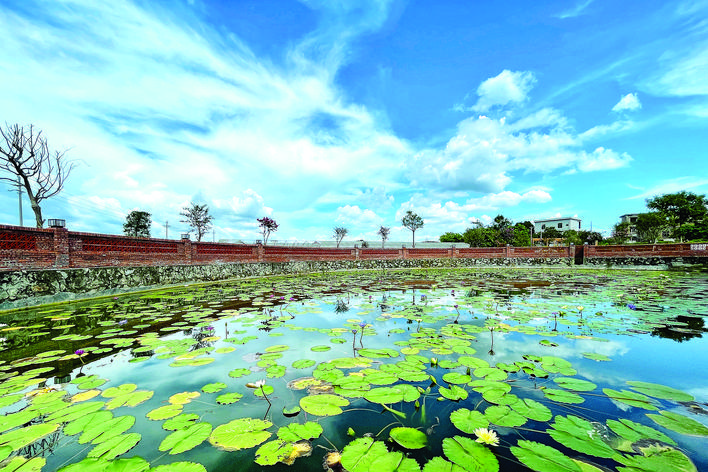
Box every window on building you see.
[542,224,546,229]
[557,223,562,228]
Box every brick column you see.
[182,236,192,264]
[256,243,264,262]
[401,246,409,259]
[506,244,511,258]
[53,227,70,268]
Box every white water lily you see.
[473,428,499,446]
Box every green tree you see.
[463,224,494,247]
[646,191,708,241]
[542,227,562,245]
[439,232,464,243]
[635,212,665,243]
[512,223,531,247]
[123,210,151,238]
[577,230,603,245]
[612,221,631,244]
[401,210,424,247]
[377,226,391,248]
[561,229,581,245]
[333,226,348,248]
[180,202,213,242]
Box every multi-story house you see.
[533,217,581,235]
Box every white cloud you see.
[213,189,273,222]
[627,177,708,200]
[335,205,383,228]
[576,147,633,172]
[556,0,595,19]
[612,93,642,112]
[473,70,536,112]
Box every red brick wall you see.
[2,224,705,271]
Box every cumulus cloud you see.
[473,70,536,112]
[612,93,642,112]
[336,204,383,228]
[576,147,633,172]
[213,189,273,222]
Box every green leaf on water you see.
[603,388,658,411]
[201,382,227,393]
[606,418,676,449]
[442,435,499,472]
[511,398,553,422]
[0,456,46,472]
[442,373,471,385]
[159,423,212,455]
[147,404,183,421]
[510,440,582,472]
[105,390,154,410]
[485,405,527,428]
[86,432,142,460]
[421,456,466,472]
[57,456,150,472]
[150,462,207,472]
[45,401,105,423]
[299,394,349,416]
[439,385,468,401]
[214,392,242,404]
[548,415,617,458]
[277,422,323,442]
[646,410,708,437]
[228,368,251,378]
[102,384,137,398]
[208,417,273,451]
[384,427,426,451]
[63,411,113,436]
[310,345,331,352]
[553,377,597,392]
[292,359,316,369]
[615,444,698,472]
[163,414,200,431]
[627,381,695,402]
[542,388,585,404]
[582,353,611,362]
[449,408,489,434]
[79,415,135,445]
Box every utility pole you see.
[165,220,169,239]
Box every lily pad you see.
[87,432,142,460]
[390,427,428,449]
[442,435,499,472]
[449,408,489,434]
[627,381,695,402]
[277,422,323,442]
[299,394,349,416]
[159,423,212,454]
[646,410,708,437]
[208,418,273,451]
[510,440,582,472]
[548,415,617,458]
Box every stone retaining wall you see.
[0,256,572,310]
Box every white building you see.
[533,217,581,234]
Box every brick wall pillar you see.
[256,243,264,262]
[506,244,511,257]
[53,227,70,268]
[182,236,192,264]
[402,246,409,259]
[354,247,360,260]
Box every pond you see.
[1,268,707,472]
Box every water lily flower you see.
[359,321,367,329]
[254,379,266,388]
[118,319,127,325]
[74,349,85,356]
[205,326,214,331]
[576,306,584,312]
[627,303,637,310]
[473,428,499,446]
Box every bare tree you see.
[333,226,348,248]
[180,202,213,241]
[402,210,424,248]
[0,123,74,228]
[377,226,390,248]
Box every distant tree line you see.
[611,191,708,243]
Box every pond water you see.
[1,268,707,472]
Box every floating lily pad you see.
[450,408,489,434]
[299,394,349,416]
[603,388,658,410]
[208,418,273,451]
[201,382,227,393]
[443,435,499,472]
[159,423,212,454]
[277,422,323,442]
[510,440,582,472]
[646,410,708,437]
[87,432,142,460]
[548,415,617,458]
[147,404,183,421]
[627,381,695,402]
[390,427,427,449]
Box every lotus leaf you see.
[457,356,489,369]
[541,357,577,376]
[169,391,200,405]
[292,359,316,369]
[646,410,708,437]
[169,357,214,367]
[615,444,697,472]
[603,388,658,410]
[163,414,200,431]
[330,357,372,369]
[277,422,323,442]
[57,456,149,472]
[442,373,471,385]
[311,345,331,352]
[510,440,582,472]
[79,415,135,445]
[439,385,468,401]
[64,411,113,436]
[582,353,611,362]
[0,456,46,472]
[0,423,59,451]
[553,377,597,392]
[253,386,274,397]
[390,427,427,449]
[511,398,553,422]
[150,462,207,472]
[147,404,183,420]
[45,401,105,423]
[606,419,676,449]
[159,423,212,454]
[208,417,273,451]
[627,381,695,402]
[442,435,499,472]
[0,410,41,434]
[421,456,466,472]
[255,440,302,466]
[86,432,142,460]
[543,388,585,404]
[357,348,400,358]
[485,405,527,428]
[340,437,389,472]
[201,382,226,393]
[299,394,349,416]
[548,415,617,458]
[449,408,489,434]
[102,384,137,398]
[473,367,507,381]
[105,390,154,410]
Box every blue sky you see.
[1,0,707,243]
